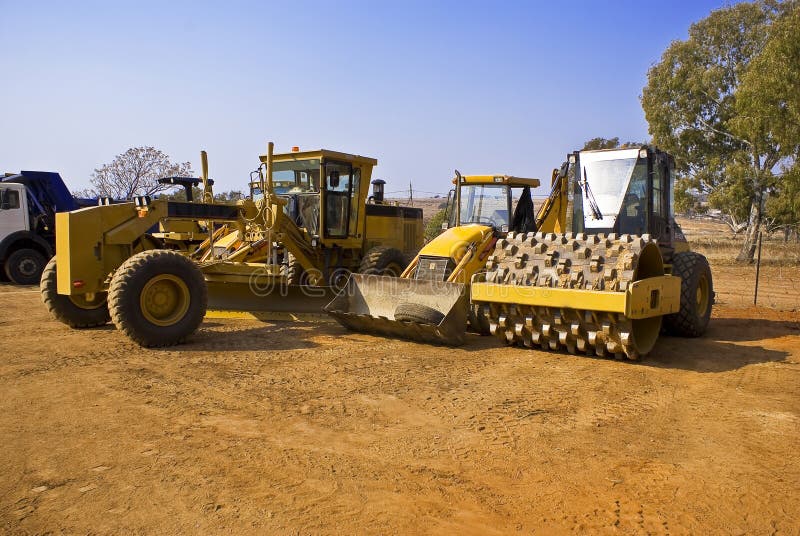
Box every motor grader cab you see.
[41,143,423,347]
[327,146,714,360]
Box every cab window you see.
[324,162,354,238]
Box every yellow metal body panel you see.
[56,201,169,295]
[534,169,569,234]
[471,275,680,319]
[420,224,492,260]
[625,275,681,318]
[456,175,540,188]
[363,213,424,258]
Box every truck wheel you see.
[40,257,110,328]
[663,252,714,337]
[394,302,445,325]
[108,250,207,347]
[5,248,46,285]
[359,246,406,276]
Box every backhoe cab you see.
[442,174,541,235]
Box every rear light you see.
[72,280,84,288]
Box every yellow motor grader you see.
[326,146,714,359]
[41,143,423,346]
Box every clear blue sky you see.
[1,0,735,196]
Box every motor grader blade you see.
[324,274,469,345]
[207,281,337,319]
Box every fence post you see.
[754,231,763,306]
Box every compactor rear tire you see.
[6,248,47,285]
[394,302,445,325]
[40,257,110,328]
[664,251,713,337]
[108,250,207,347]
[359,246,406,276]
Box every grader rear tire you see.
[40,257,110,328]
[108,250,207,347]
[664,251,713,337]
[359,246,406,276]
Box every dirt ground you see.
[2,265,800,534]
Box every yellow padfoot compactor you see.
[327,146,713,360]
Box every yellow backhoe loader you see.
[326,146,714,359]
[41,143,423,346]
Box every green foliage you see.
[581,137,644,151]
[425,209,447,241]
[766,164,800,233]
[163,186,202,202]
[214,190,245,202]
[641,1,797,260]
[673,177,702,215]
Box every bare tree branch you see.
[89,147,192,199]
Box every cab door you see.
[649,153,671,243]
[0,186,29,240]
[323,162,355,239]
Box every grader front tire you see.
[40,257,111,328]
[108,250,207,347]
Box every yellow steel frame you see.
[470,275,680,319]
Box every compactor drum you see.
[327,146,713,360]
[474,232,675,359]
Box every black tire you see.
[467,303,491,335]
[285,253,308,286]
[5,248,46,285]
[394,302,445,325]
[40,257,111,328]
[359,246,406,276]
[108,250,207,347]
[663,251,714,337]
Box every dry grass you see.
[678,217,800,266]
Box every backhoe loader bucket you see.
[324,274,468,345]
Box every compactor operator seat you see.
[618,193,646,235]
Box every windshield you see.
[271,159,321,194]
[459,184,510,227]
[578,149,642,230]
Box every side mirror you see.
[330,171,340,189]
[0,189,9,210]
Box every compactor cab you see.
[564,146,687,260]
